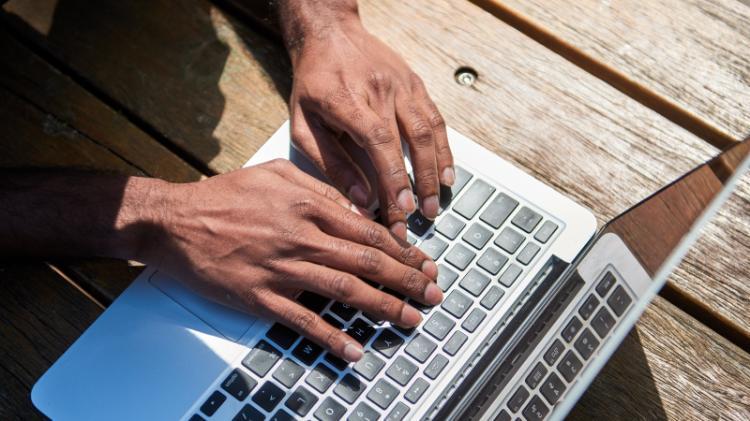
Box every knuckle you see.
[409,72,425,90]
[414,167,438,185]
[401,269,423,295]
[324,328,342,350]
[326,273,353,300]
[367,71,392,93]
[378,293,396,316]
[364,224,387,248]
[367,124,396,147]
[289,309,317,333]
[409,119,433,147]
[357,248,382,274]
[388,165,408,180]
[427,108,446,129]
[400,246,420,266]
[290,197,317,218]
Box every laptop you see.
[31,121,750,421]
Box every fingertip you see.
[441,166,456,186]
[343,342,364,362]
[400,304,423,327]
[424,282,443,306]
[397,188,417,213]
[348,184,370,208]
[389,221,407,239]
[421,259,438,279]
[421,195,439,220]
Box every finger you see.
[410,73,455,186]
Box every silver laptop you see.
[31,122,750,421]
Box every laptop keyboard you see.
[190,166,569,421]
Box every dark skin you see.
[0,0,453,363]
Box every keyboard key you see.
[522,395,549,421]
[394,324,417,337]
[323,313,344,329]
[574,328,600,360]
[404,378,429,403]
[284,385,318,417]
[462,308,487,333]
[293,338,323,366]
[453,179,495,219]
[477,248,509,275]
[591,307,616,338]
[232,404,264,421]
[273,359,305,389]
[386,402,410,421]
[440,165,473,209]
[243,340,282,377]
[333,374,365,404]
[595,272,616,297]
[372,329,405,358]
[190,415,205,421]
[298,291,330,313]
[305,364,337,393]
[222,369,257,401]
[525,362,547,389]
[408,298,434,314]
[498,264,523,287]
[352,401,383,420]
[324,353,349,370]
[424,311,456,341]
[543,339,565,366]
[407,234,417,245]
[480,193,518,228]
[419,233,449,260]
[578,294,600,320]
[386,356,418,385]
[534,220,558,243]
[200,390,226,417]
[405,333,437,363]
[494,227,525,254]
[511,207,542,233]
[561,316,583,343]
[362,311,384,325]
[443,331,468,356]
[267,323,299,350]
[480,286,505,310]
[459,268,491,297]
[347,318,376,345]
[444,243,476,270]
[313,397,346,421]
[252,381,285,412]
[436,213,466,239]
[558,350,583,382]
[607,285,632,316]
[407,211,433,236]
[496,410,511,421]
[507,385,530,413]
[516,242,541,266]
[437,264,459,291]
[441,290,473,318]
[269,410,294,421]
[330,302,358,321]
[353,352,386,380]
[367,378,399,409]
[540,372,566,405]
[462,223,493,249]
[424,354,449,379]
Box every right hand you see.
[139,159,442,362]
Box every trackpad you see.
[150,274,257,342]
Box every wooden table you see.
[1,0,748,419]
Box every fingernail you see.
[442,167,456,186]
[390,221,407,239]
[424,282,443,305]
[421,195,439,220]
[397,188,417,213]
[348,184,369,207]
[343,342,364,362]
[421,260,438,279]
[400,304,422,326]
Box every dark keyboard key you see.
[540,372,566,406]
[511,207,542,233]
[346,318,376,345]
[313,397,346,421]
[516,242,541,266]
[352,401,383,420]
[525,362,547,389]
[372,329,405,358]
[462,223,493,249]
[269,410,294,421]
[574,328,600,360]
[408,298,434,314]
[459,268,491,297]
[453,178,495,220]
[437,264,459,291]
[578,294,600,320]
[267,323,299,350]
[362,312,384,325]
[324,353,348,370]
[293,338,323,366]
[353,352,386,380]
[404,378,429,403]
[405,333,437,363]
[407,211,433,236]
[462,308,487,333]
[305,364,337,393]
[222,369,258,401]
[607,285,632,316]
[200,390,226,417]
[441,290,473,318]
[298,291,330,313]
[480,193,518,228]
[386,402,410,421]
[496,409,511,421]
[425,354,449,379]
[252,381,285,412]
[543,339,565,366]
[284,385,318,417]
[323,313,344,329]
[522,395,549,421]
[443,331,468,356]
[424,311,456,340]
[419,233,449,260]
[498,264,523,287]
[480,285,505,310]
[440,165,473,209]
[595,271,616,297]
[477,248,509,275]
[190,414,205,421]
[394,324,417,337]
[386,355,418,385]
[558,350,583,382]
[273,359,305,389]
[367,378,399,409]
[494,227,525,254]
[507,385,530,413]
[534,220,558,243]
[243,340,282,377]
[444,243,476,270]
[330,302,358,321]
[333,374,365,404]
[436,213,466,240]
[232,404,264,421]
[561,316,583,343]
[591,307,616,338]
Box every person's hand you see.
[138,159,442,362]
[286,12,455,238]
